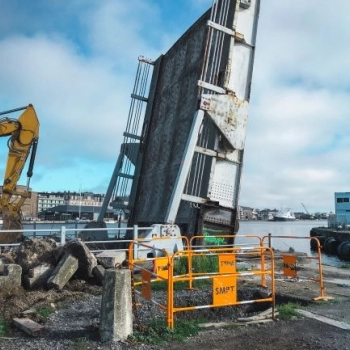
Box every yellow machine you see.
[0,104,39,243]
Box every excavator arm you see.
[0,104,39,243]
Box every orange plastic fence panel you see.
[153,257,169,279]
[218,254,236,273]
[141,269,152,300]
[213,275,237,306]
[283,255,297,278]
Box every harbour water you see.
[237,220,342,267]
[22,219,341,266]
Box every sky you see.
[0,0,349,214]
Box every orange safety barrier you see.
[188,234,264,289]
[128,236,276,329]
[261,235,333,301]
[283,255,297,278]
[128,239,173,317]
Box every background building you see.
[0,188,119,222]
[37,191,110,221]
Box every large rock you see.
[96,251,126,269]
[92,265,105,285]
[16,238,58,274]
[23,263,55,290]
[63,239,97,279]
[0,264,22,293]
[47,253,79,290]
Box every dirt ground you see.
[153,318,350,350]
[154,261,350,350]
[1,260,350,349]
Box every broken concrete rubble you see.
[47,252,79,290]
[13,317,46,337]
[16,238,58,274]
[0,264,22,292]
[63,239,97,279]
[0,238,125,292]
[95,250,126,269]
[92,265,105,284]
[23,263,55,290]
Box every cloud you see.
[0,0,215,194]
[240,0,350,212]
[0,0,349,213]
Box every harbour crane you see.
[301,202,314,219]
[301,202,310,215]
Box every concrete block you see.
[92,265,105,285]
[0,264,22,292]
[28,263,54,278]
[96,251,126,269]
[64,240,97,278]
[100,269,133,342]
[16,238,58,275]
[23,263,55,290]
[0,259,4,274]
[13,317,46,337]
[47,253,79,290]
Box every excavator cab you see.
[0,104,39,243]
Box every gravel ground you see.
[1,262,350,349]
[2,288,350,350]
[0,285,270,350]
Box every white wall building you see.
[333,192,350,228]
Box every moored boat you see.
[273,209,296,221]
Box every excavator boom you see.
[0,104,39,243]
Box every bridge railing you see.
[0,225,152,253]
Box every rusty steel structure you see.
[102,0,261,241]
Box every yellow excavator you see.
[0,104,39,244]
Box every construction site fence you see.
[183,233,329,301]
[1,227,330,302]
[260,234,331,301]
[128,236,276,328]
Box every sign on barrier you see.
[153,257,169,279]
[213,275,237,306]
[218,254,236,273]
[262,234,333,301]
[283,255,297,278]
[141,269,152,300]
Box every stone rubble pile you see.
[0,237,126,293]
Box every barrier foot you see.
[313,295,334,301]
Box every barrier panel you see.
[283,255,297,278]
[262,235,332,301]
[128,236,275,329]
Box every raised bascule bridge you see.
[96,0,261,245]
